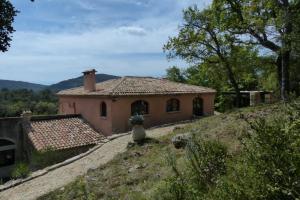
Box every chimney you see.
[21,110,32,130]
[83,69,97,92]
[21,110,32,121]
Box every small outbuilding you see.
[0,113,106,178]
[57,69,216,136]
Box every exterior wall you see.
[0,117,25,178]
[59,93,215,136]
[111,93,215,134]
[59,96,113,136]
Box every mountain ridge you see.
[0,74,120,91]
[0,79,47,91]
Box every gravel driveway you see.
[0,123,188,200]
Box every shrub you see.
[11,162,30,179]
[213,100,300,200]
[129,115,144,126]
[156,100,300,200]
[153,138,228,200]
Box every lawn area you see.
[39,103,280,200]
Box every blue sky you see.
[0,0,211,85]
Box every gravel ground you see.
[0,123,188,200]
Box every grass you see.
[39,103,280,200]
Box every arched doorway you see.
[131,100,149,115]
[0,138,16,168]
[193,97,204,116]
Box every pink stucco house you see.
[57,69,216,136]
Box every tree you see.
[0,0,18,52]
[166,66,186,83]
[164,7,253,106]
[213,0,300,101]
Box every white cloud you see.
[118,26,147,36]
[1,0,212,84]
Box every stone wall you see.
[0,117,26,178]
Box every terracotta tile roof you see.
[57,77,216,96]
[27,115,106,151]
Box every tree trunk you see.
[281,50,290,101]
[280,1,292,101]
[223,61,241,107]
[276,54,282,90]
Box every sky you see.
[0,0,211,85]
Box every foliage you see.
[165,0,300,102]
[11,162,30,179]
[164,6,244,105]
[0,0,18,52]
[153,138,228,200]
[129,115,144,125]
[0,88,58,117]
[212,101,300,199]
[214,94,235,112]
[165,66,186,83]
[30,147,90,170]
[156,100,300,200]
[212,0,300,100]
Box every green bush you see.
[11,162,30,179]
[129,115,144,125]
[212,100,300,200]
[30,146,91,170]
[215,94,235,112]
[156,100,300,200]
[153,138,228,200]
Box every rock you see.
[171,133,191,149]
[128,163,147,173]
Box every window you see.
[166,98,180,112]
[131,100,149,115]
[100,102,107,117]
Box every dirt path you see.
[0,123,188,200]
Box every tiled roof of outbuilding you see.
[57,76,216,96]
[27,115,106,151]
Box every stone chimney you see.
[21,110,32,121]
[83,69,97,92]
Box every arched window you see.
[131,100,149,115]
[0,139,15,167]
[100,102,107,117]
[166,98,180,112]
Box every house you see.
[57,69,216,136]
[222,91,274,107]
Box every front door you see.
[193,97,203,116]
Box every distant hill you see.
[0,79,47,91]
[48,74,120,91]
